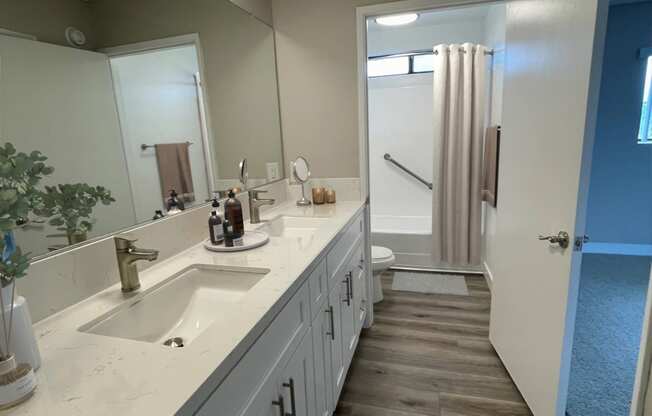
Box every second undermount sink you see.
[255,215,329,238]
[79,264,269,347]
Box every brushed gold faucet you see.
[114,235,159,293]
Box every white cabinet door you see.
[240,376,282,416]
[351,244,367,334]
[328,286,346,406]
[340,248,359,365]
[279,331,316,416]
[312,307,333,416]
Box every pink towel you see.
[155,143,195,203]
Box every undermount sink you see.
[79,264,269,347]
[255,215,329,238]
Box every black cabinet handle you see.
[325,306,335,340]
[272,395,286,416]
[349,272,354,299]
[283,378,297,416]
[343,272,352,306]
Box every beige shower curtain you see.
[432,43,488,266]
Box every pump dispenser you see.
[224,190,244,236]
[208,199,224,245]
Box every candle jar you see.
[312,187,325,204]
[325,189,336,204]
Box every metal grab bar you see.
[383,153,433,190]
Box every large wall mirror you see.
[0,0,284,259]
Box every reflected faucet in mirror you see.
[114,235,159,293]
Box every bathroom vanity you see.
[8,200,369,416]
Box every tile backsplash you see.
[18,178,359,323]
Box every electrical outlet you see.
[266,162,280,181]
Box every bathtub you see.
[371,214,483,272]
[371,215,434,267]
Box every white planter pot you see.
[0,286,41,371]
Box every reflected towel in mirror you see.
[154,143,195,203]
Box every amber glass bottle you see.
[224,190,244,236]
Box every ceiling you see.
[368,4,492,32]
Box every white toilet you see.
[371,246,395,303]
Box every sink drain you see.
[163,337,184,348]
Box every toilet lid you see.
[372,246,393,261]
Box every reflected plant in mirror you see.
[0,142,53,284]
[34,184,116,245]
[0,143,54,232]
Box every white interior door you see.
[489,1,607,415]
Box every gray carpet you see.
[567,254,651,416]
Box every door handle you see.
[538,231,570,249]
[272,395,288,416]
[282,378,297,416]
[325,306,335,340]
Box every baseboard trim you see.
[482,261,494,292]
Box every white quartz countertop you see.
[8,200,365,416]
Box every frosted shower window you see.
[368,56,409,77]
[412,54,435,73]
[638,55,652,143]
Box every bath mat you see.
[391,272,469,296]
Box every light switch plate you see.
[266,162,280,181]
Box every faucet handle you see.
[114,234,138,250]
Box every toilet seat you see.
[372,245,395,273]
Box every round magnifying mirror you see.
[292,157,312,206]
[292,157,311,183]
[239,158,248,188]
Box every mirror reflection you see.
[0,0,284,258]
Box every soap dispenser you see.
[167,197,182,216]
[224,189,244,236]
[208,199,224,245]
[166,190,185,212]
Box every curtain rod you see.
[370,47,494,60]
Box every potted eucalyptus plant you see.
[34,183,115,245]
[0,142,53,408]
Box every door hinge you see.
[574,235,589,252]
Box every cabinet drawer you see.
[327,213,363,289]
[308,259,328,321]
[196,281,310,416]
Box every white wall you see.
[481,4,506,279]
[369,74,434,220]
[110,45,210,222]
[229,0,273,25]
[0,36,136,255]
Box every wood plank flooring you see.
[334,272,532,416]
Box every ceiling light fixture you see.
[375,13,419,26]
